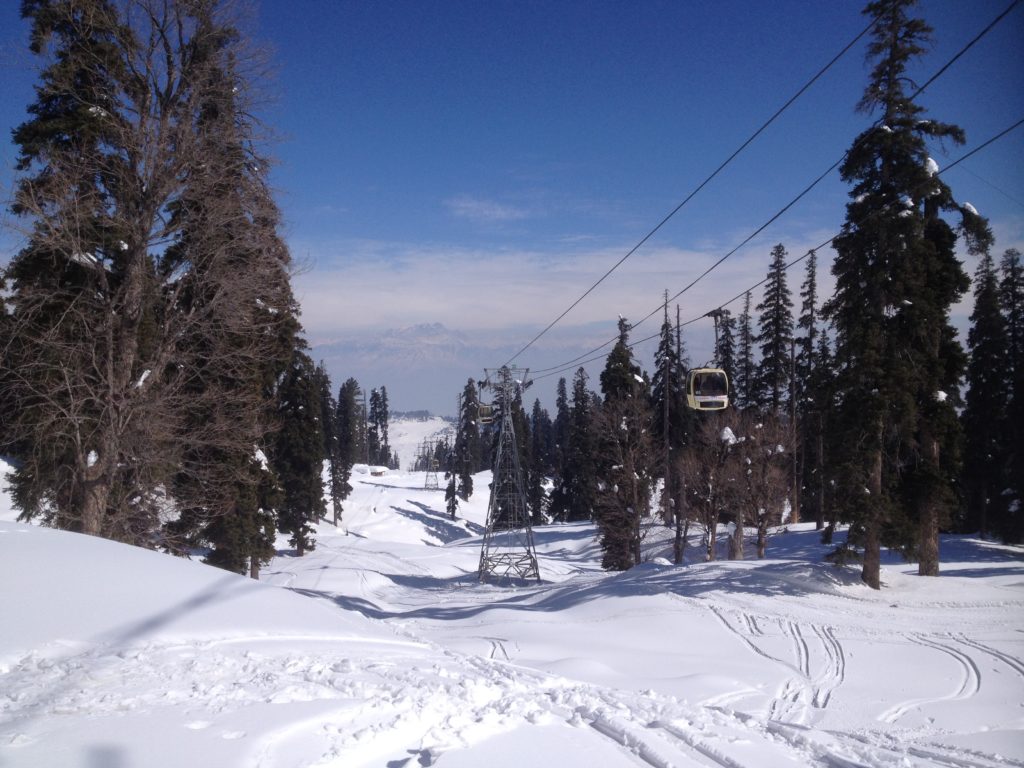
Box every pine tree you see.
[650,302,687,453]
[754,244,794,414]
[527,399,553,522]
[600,318,644,401]
[337,378,364,471]
[794,250,821,407]
[811,326,836,536]
[593,393,654,569]
[650,300,687,523]
[825,0,990,586]
[594,320,654,569]
[552,377,570,480]
[453,379,483,501]
[315,363,349,526]
[736,292,756,409]
[997,248,1023,540]
[368,388,391,466]
[163,13,300,572]
[550,368,597,522]
[794,250,824,529]
[273,349,326,556]
[715,310,737,396]
[962,250,1009,537]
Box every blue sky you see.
[1,1,1022,414]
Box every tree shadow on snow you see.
[389,501,483,543]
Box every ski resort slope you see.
[1,460,1022,768]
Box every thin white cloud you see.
[290,236,832,352]
[444,196,531,223]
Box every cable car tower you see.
[421,439,440,490]
[478,366,540,582]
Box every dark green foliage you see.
[825,0,989,585]
[600,318,644,402]
[445,474,459,519]
[793,252,831,530]
[316,363,351,526]
[367,388,389,466]
[735,293,756,410]
[593,393,654,570]
[715,310,737,395]
[594,320,654,570]
[337,378,365,467]
[993,249,1023,540]
[552,377,570,479]
[961,252,1008,536]
[650,302,692,525]
[754,244,794,414]
[650,303,688,457]
[202,460,279,576]
[451,378,483,501]
[794,250,821,409]
[549,368,597,522]
[527,399,553,523]
[273,350,326,556]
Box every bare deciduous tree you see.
[1,0,297,560]
[678,414,734,562]
[728,412,792,558]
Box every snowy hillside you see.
[1,463,1023,768]
[387,415,455,471]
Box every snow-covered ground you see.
[1,456,1023,767]
[387,415,454,471]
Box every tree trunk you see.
[80,477,110,537]
[861,441,884,589]
[918,430,941,576]
[816,411,825,531]
[729,519,745,560]
[757,522,767,558]
[862,515,881,590]
[674,477,685,565]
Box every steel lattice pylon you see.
[478,366,540,582]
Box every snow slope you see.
[1,459,1023,768]
[386,415,454,471]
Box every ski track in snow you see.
[1,619,922,768]
[953,633,1024,679]
[879,633,981,725]
[705,604,859,730]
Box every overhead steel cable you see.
[531,116,1024,383]
[678,115,1024,328]
[526,2,1021,379]
[501,11,880,368]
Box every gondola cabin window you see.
[686,368,729,411]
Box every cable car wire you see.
[524,2,1020,380]
[500,11,880,369]
[530,115,1024,383]
[680,114,1024,327]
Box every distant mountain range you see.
[311,321,657,417]
[312,323,510,417]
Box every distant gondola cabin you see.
[685,368,729,411]
[478,404,494,425]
